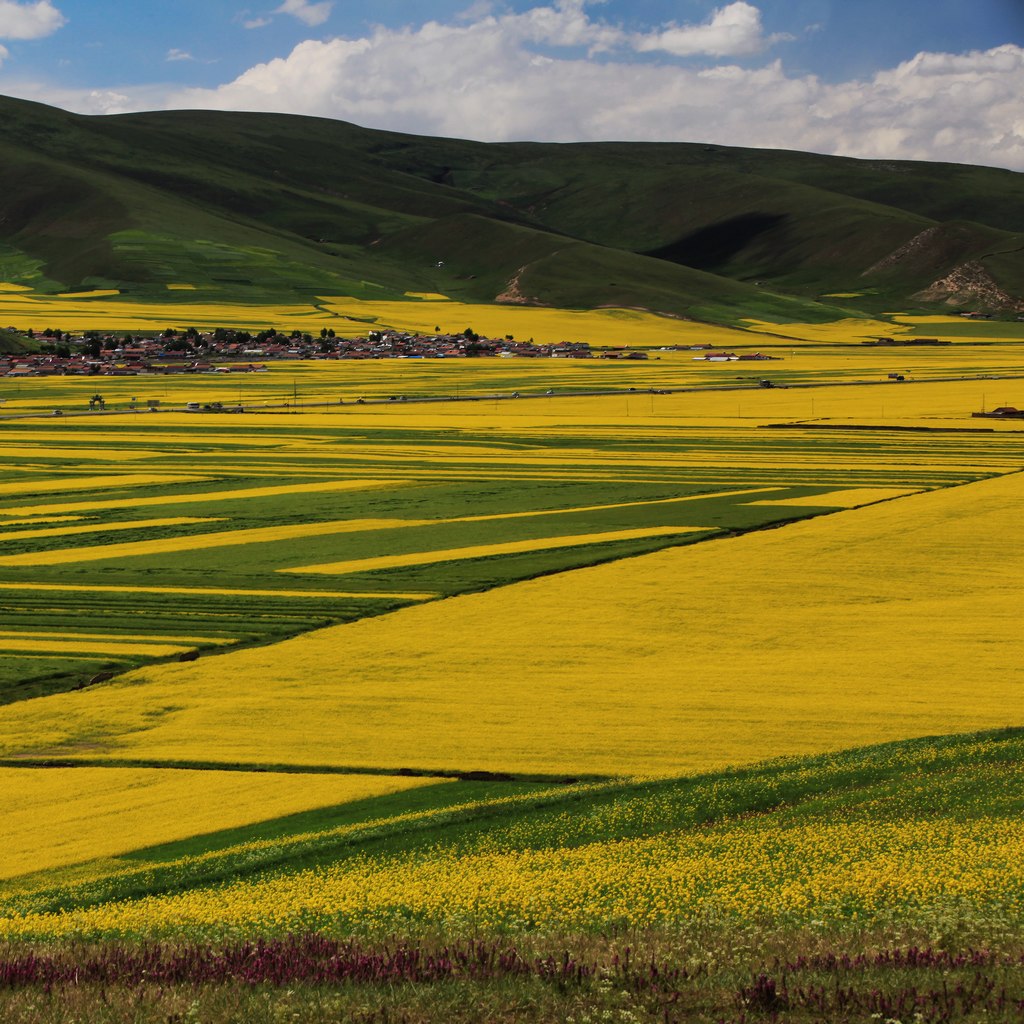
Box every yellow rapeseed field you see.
[283,526,704,576]
[0,288,754,346]
[0,768,440,879]
[0,517,82,526]
[3,814,1020,937]
[0,479,398,518]
[443,487,777,521]
[0,474,206,497]
[0,638,196,657]
[56,290,122,299]
[0,472,1021,776]
[746,487,920,507]
[0,517,220,541]
[0,517,429,567]
[0,630,234,644]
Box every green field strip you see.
[0,474,210,498]
[0,516,223,542]
[0,479,402,517]
[0,582,437,600]
[0,517,441,567]
[281,526,711,576]
[0,630,237,645]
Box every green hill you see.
[0,327,36,354]
[1,94,1023,323]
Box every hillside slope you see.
[1,95,1023,321]
[0,327,36,354]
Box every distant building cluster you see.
[862,337,951,346]
[0,326,596,376]
[362,330,593,359]
[972,406,1024,419]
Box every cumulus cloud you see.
[634,2,786,58]
[0,42,9,64]
[274,0,333,27]
[0,0,65,40]
[166,48,195,62]
[152,7,1024,170]
[511,0,625,54]
[440,0,780,59]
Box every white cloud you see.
[0,0,65,40]
[457,1,497,23]
[234,8,271,29]
[274,0,333,28]
[0,42,9,64]
[512,0,625,54]
[0,80,167,114]
[634,2,785,58]
[166,48,195,62]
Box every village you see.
[0,321,792,378]
[0,326,604,377]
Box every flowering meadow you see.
[3,731,1024,1021]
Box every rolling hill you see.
[1,93,1023,325]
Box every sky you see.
[1,0,1024,169]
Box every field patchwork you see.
[7,364,1017,700]
[0,326,1023,1022]
[0,471,1021,776]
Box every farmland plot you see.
[6,358,1020,701]
[1,469,1022,777]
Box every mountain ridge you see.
[1,94,1023,325]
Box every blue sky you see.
[2,1,1023,168]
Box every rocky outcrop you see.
[912,260,1024,312]
[862,226,945,276]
